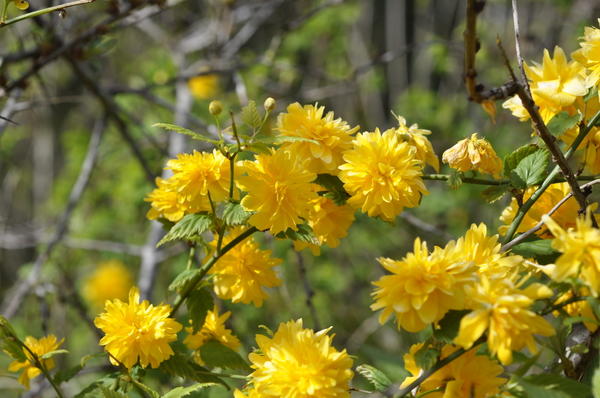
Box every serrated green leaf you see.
[522,374,591,397]
[222,202,251,226]
[547,112,582,137]
[592,367,600,398]
[241,101,262,129]
[245,141,273,154]
[433,310,469,343]
[414,346,439,371]
[100,387,128,398]
[153,123,219,145]
[40,349,68,360]
[200,340,251,372]
[74,373,120,398]
[504,144,539,175]
[510,239,559,262]
[356,364,392,392]
[158,213,213,247]
[163,383,216,398]
[169,269,202,292]
[515,377,570,398]
[132,380,160,398]
[187,288,213,334]
[275,224,319,245]
[260,135,320,145]
[160,353,228,387]
[447,170,463,190]
[481,185,510,203]
[510,149,550,189]
[314,174,350,205]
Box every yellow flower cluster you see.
[8,335,63,389]
[183,307,241,364]
[246,319,353,398]
[442,133,503,178]
[83,260,133,310]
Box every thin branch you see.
[1,0,95,27]
[295,251,320,331]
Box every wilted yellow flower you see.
[145,177,190,222]
[553,289,598,332]
[393,115,439,171]
[248,319,353,398]
[544,211,600,296]
[8,335,63,389]
[183,306,241,364]
[83,260,134,310]
[339,128,428,221]
[503,47,588,123]
[454,276,554,365]
[294,195,355,254]
[371,238,476,332]
[499,182,590,238]
[573,19,600,87]
[208,228,281,306]
[442,133,502,178]
[167,149,231,209]
[188,74,219,100]
[237,148,318,234]
[276,103,358,174]
[94,287,182,369]
[402,343,506,398]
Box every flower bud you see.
[209,100,223,116]
[263,97,276,112]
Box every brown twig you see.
[295,251,320,331]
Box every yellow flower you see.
[393,115,439,171]
[442,133,502,178]
[234,388,262,398]
[8,335,63,389]
[559,96,600,173]
[276,103,358,175]
[553,289,598,332]
[188,74,219,100]
[237,149,318,234]
[83,260,134,310]
[94,287,182,369]
[499,182,589,238]
[145,177,191,222]
[208,228,282,306]
[338,128,428,221]
[294,195,355,254]
[167,149,231,209]
[371,238,476,332]
[454,276,554,365]
[502,46,588,123]
[183,306,241,364]
[573,19,600,87]
[10,0,29,10]
[544,210,600,296]
[248,319,353,398]
[402,343,506,398]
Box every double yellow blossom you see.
[442,133,502,178]
[573,19,600,87]
[183,307,241,364]
[8,335,63,389]
[393,115,439,171]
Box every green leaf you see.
[187,288,213,333]
[74,373,120,398]
[160,353,229,387]
[481,185,510,203]
[510,238,559,263]
[504,144,539,175]
[275,224,319,245]
[200,340,251,372]
[162,383,217,398]
[40,349,69,360]
[54,353,104,384]
[158,213,213,247]
[356,364,393,392]
[314,174,350,205]
[509,149,550,189]
[447,170,463,190]
[547,112,582,137]
[585,86,599,103]
[522,373,591,397]
[515,377,570,398]
[241,100,262,130]
[169,269,202,292]
[132,380,160,398]
[433,310,469,343]
[592,367,600,398]
[100,388,128,398]
[1,337,26,362]
[260,135,320,145]
[414,346,439,371]
[222,202,251,226]
[153,123,219,145]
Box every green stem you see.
[21,345,65,398]
[0,0,94,27]
[186,244,195,270]
[541,296,589,316]
[422,174,508,185]
[169,226,258,316]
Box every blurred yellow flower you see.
[393,115,439,171]
[188,74,219,100]
[208,228,281,306]
[339,128,428,221]
[371,238,476,332]
[10,0,29,10]
[454,276,554,365]
[94,287,182,369]
[402,343,506,398]
[237,148,318,234]
[553,289,598,332]
[442,133,502,178]
[8,335,63,389]
[544,210,600,296]
[145,177,191,222]
[248,319,353,398]
[83,260,134,310]
[573,19,600,87]
[277,103,358,174]
[183,306,241,364]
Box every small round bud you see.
[209,100,223,116]
[263,97,276,112]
